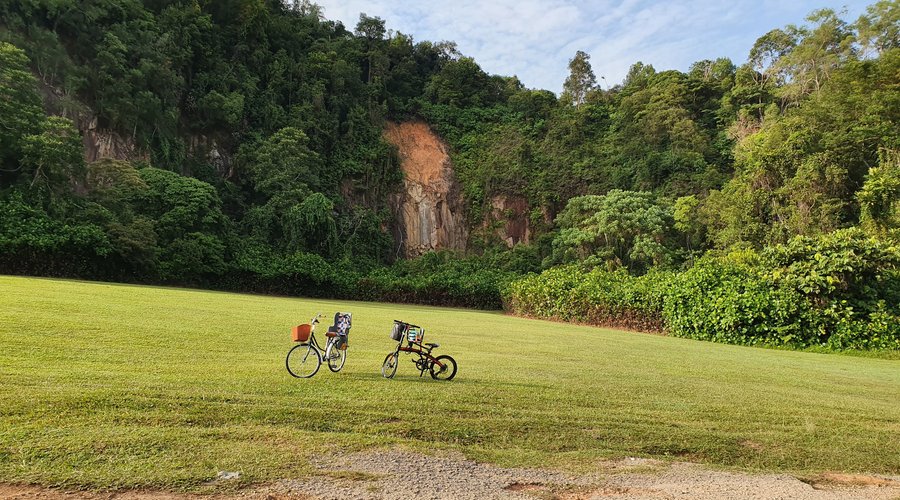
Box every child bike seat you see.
[326,312,351,338]
[425,342,440,348]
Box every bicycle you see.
[381,320,457,381]
[286,313,349,378]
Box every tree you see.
[85,159,148,210]
[550,190,673,272]
[859,149,900,240]
[748,28,796,81]
[561,50,596,106]
[355,13,386,41]
[856,0,900,57]
[137,167,227,241]
[284,192,337,256]
[0,42,45,169]
[425,57,497,107]
[244,127,321,199]
[674,195,704,253]
[776,9,855,103]
[20,117,85,199]
[623,61,655,89]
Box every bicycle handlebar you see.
[394,319,422,329]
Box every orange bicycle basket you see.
[292,324,312,342]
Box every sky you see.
[311,0,873,93]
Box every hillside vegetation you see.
[0,1,898,350]
[1,276,899,490]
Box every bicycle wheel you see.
[326,339,346,372]
[381,352,399,379]
[430,355,457,381]
[286,343,321,378]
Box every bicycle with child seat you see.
[285,313,347,378]
[381,320,457,380]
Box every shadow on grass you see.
[346,371,549,390]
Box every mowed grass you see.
[1,276,898,490]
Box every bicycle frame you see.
[305,330,327,353]
[299,315,334,357]
[382,320,456,381]
[392,340,449,371]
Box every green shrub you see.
[0,194,113,277]
[664,230,900,349]
[504,265,675,332]
[663,256,818,346]
[226,247,515,309]
[828,304,900,351]
[357,252,517,309]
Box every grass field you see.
[1,276,899,491]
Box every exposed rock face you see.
[383,121,468,258]
[36,81,143,163]
[81,117,147,163]
[489,194,532,247]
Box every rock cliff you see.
[383,121,468,258]
[82,125,146,163]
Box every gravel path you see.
[2,449,899,500]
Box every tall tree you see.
[561,50,596,106]
[0,43,44,170]
[855,0,900,57]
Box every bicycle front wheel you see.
[381,352,399,379]
[286,343,321,378]
[430,355,457,381]
[326,340,346,372]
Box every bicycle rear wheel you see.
[286,343,321,378]
[326,340,346,372]
[381,352,399,379]
[430,355,457,381]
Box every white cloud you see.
[312,0,872,93]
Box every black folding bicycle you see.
[381,320,457,381]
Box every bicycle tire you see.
[326,340,346,372]
[286,343,321,378]
[430,355,457,381]
[381,352,399,379]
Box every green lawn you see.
[1,276,898,491]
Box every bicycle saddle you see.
[425,342,439,348]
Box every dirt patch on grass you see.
[739,439,765,451]
[801,472,900,489]
[504,482,548,492]
[3,451,900,499]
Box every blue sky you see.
[312,0,873,93]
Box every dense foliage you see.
[507,229,900,350]
[1,2,898,348]
[504,266,673,333]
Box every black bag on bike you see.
[390,322,405,341]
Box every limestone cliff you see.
[383,121,468,258]
[82,124,146,163]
